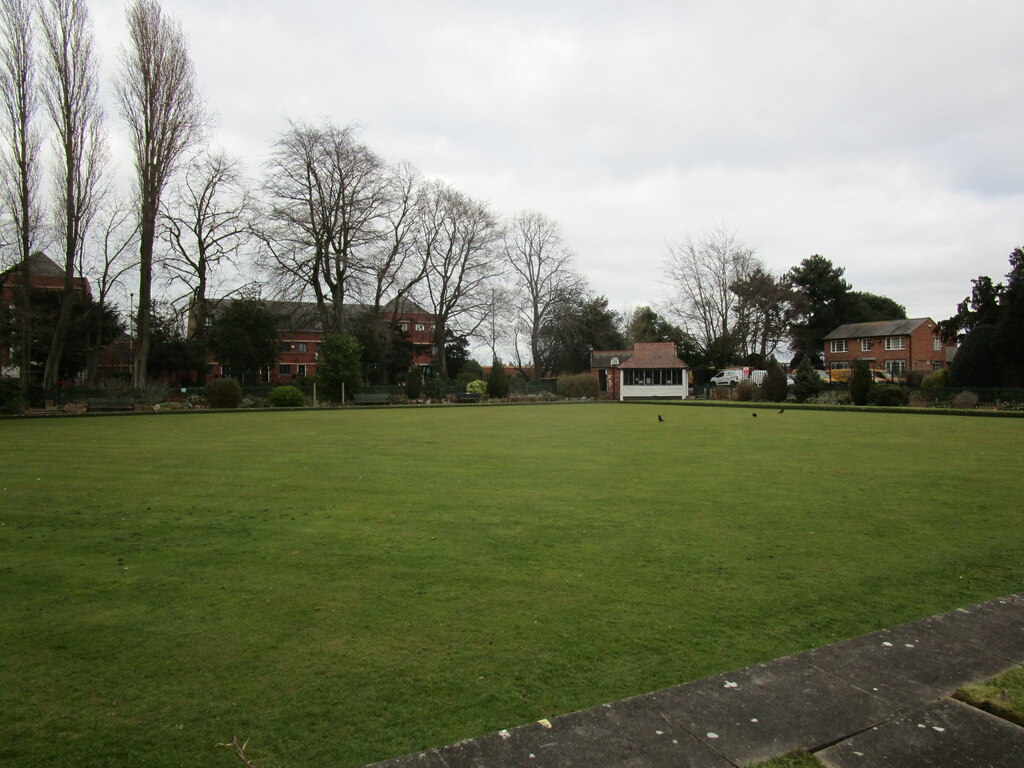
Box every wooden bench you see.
[353,393,390,405]
[455,393,482,403]
[86,397,135,412]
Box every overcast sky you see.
[88,0,1023,325]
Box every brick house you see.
[0,253,92,376]
[822,318,956,377]
[590,342,690,400]
[205,297,436,384]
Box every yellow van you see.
[826,368,893,383]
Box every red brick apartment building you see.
[822,318,956,377]
[0,253,92,373]
[207,298,437,385]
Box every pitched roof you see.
[823,318,932,340]
[209,297,433,332]
[590,349,632,368]
[618,342,687,369]
[0,251,65,279]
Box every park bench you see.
[353,393,390,405]
[455,393,481,403]
[86,397,135,412]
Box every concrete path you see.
[364,593,1024,767]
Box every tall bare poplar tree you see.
[39,0,107,389]
[116,0,203,388]
[0,0,42,388]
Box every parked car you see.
[709,369,745,387]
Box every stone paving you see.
[364,593,1024,767]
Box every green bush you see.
[0,377,25,414]
[465,379,487,396]
[793,357,823,403]
[921,368,950,389]
[556,373,598,399]
[405,368,423,400]
[762,360,789,402]
[903,369,927,387]
[867,383,908,406]
[487,359,509,399]
[849,360,872,405]
[269,385,305,408]
[204,378,242,408]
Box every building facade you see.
[590,342,690,400]
[822,318,956,377]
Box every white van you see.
[710,369,746,387]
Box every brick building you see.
[590,342,690,400]
[822,318,956,377]
[206,297,437,384]
[0,253,92,376]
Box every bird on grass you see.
[752,412,758,418]
[658,414,664,422]
[778,407,785,414]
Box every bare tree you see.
[662,227,761,367]
[503,210,582,377]
[80,195,137,385]
[259,120,389,333]
[416,180,502,380]
[39,0,107,389]
[116,0,204,388]
[160,149,251,380]
[0,0,43,387]
[358,160,426,316]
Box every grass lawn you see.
[1,403,1022,767]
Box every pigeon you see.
[752,412,758,418]
[658,414,664,422]
[778,407,785,414]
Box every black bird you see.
[778,407,785,414]
[752,412,758,418]
[658,414,664,422]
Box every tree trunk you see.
[132,209,155,388]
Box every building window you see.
[297,364,306,378]
[279,364,291,375]
[623,368,683,386]
[296,342,307,353]
[830,340,848,353]
[861,338,871,352]
[279,341,291,352]
[884,360,906,375]
[398,322,408,332]
[415,322,425,332]
[885,336,905,350]
[933,337,942,351]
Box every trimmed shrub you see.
[466,379,487,396]
[867,383,908,406]
[734,380,757,401]
[954,390,980,409]
[205,378,242,408]
[849,360,872,405]
[556,373,599,399]
[0,377,25,414]
[405,368,423,400]
[269,385,305,407]
[487,359,509,399]
[793,357,823,403]
[762,360,789,402]
[921,368,950,389]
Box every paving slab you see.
[802,614,1019,708]
[915,593,1024,665]
[366,694,733,768]
[651,653,897,766]
[817,698,1024,768]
